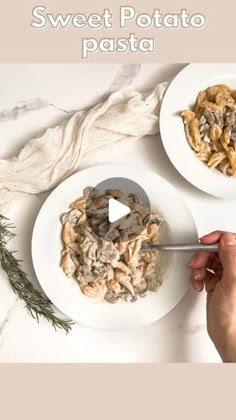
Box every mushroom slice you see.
[80,238,98,265]
[97,241,120,265]
[96,221,109,237]
[134,279,148,296]
[129,202,147,217]
[62,209,82,226]
[106,189,130,205]
[83,186,93,197]
[146,274,161,292]
[144,261,156,278]
[118,213,138,231]
[144,213,162,226]
[76,265,94,284]
[119,231,129,242]
[147,223,160,242]
[89,196,108,210]
[203,109,215,126]
[104,290,121,304]
[92,262,106,279]
[79,224,95,241]
[105,228,120,241]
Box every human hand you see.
[190,231,236,362]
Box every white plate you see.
[32,165,197,330]
[160,64,236,199]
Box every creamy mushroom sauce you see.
[60,187,163,303]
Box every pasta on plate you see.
[181,84,236,177]
[60,187,163,303]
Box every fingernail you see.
[222,233,236,246]
[194,270,201,280]
[193,281,203,292]
[189,256,197,266]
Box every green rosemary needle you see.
[0,215,74,333]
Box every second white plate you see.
[160,63,236,199]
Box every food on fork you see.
[60,187,163,303]
[181,84,236,177]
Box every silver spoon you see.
[141,242,218,254]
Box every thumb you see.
[219,233,236,285]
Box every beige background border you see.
[1,0,235,62]
[0,364,235,418]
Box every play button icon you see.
[85,177,151,242]
[108,198,130,223]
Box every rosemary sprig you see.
[0,215,74,333]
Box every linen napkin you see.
[0,82,168,215]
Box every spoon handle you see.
[144,242,218,252]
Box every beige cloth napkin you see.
[0,83,168,215]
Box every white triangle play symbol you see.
[108,198,130,223]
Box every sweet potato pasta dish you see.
[60,187,163,303]
[181,84,236,176]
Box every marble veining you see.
[179,323,206,335]
[0,298,20,346]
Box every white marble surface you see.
[1,63,235,362]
